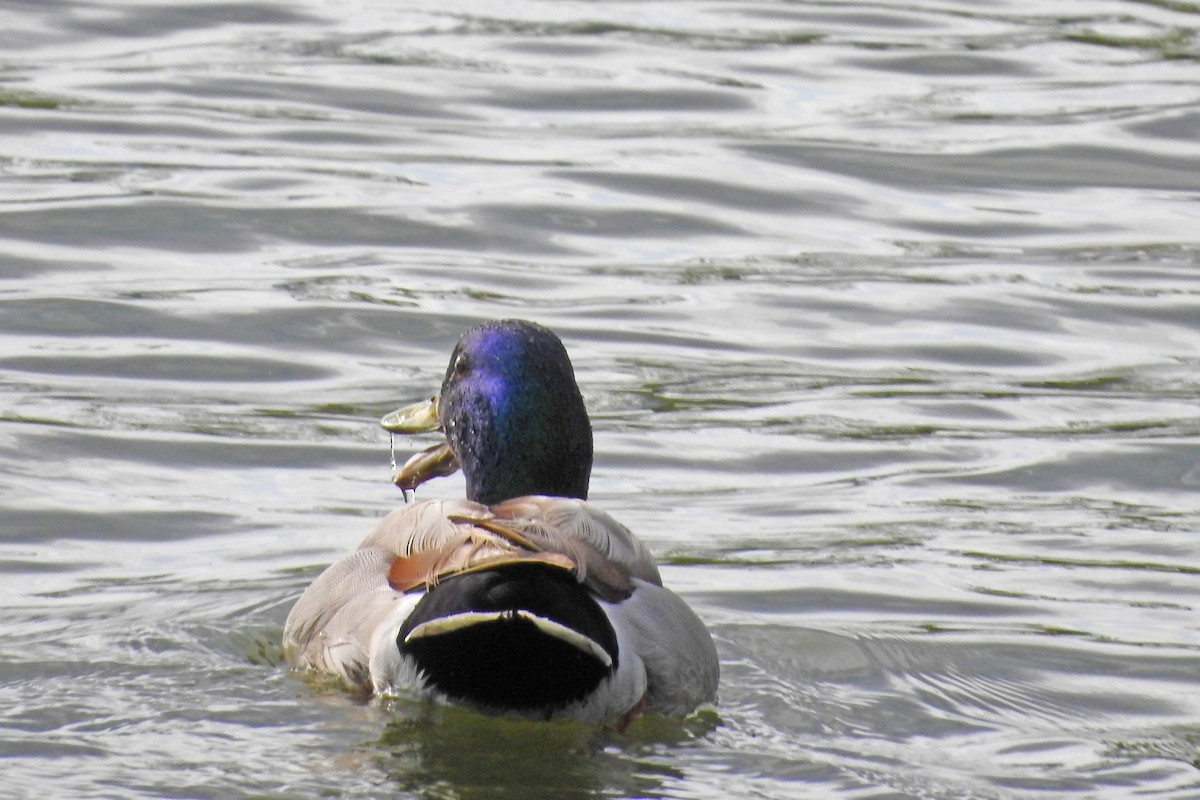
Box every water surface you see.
[2,0,1200,797]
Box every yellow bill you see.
[381,396,441,434]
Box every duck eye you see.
[452,353,469,376]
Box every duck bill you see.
[393,441,461,491]
[381,396,441,434]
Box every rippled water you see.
[3,0,1200,797]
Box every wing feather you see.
[284,495,674,692]
[493,496,662,585]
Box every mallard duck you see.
[283,319,718,727]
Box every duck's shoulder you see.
[358,497,488,553]
[357,495,661,588]
[491,496,662,586]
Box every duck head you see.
[383,319,593,505]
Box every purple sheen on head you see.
[438,320,592,504]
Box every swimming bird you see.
[283,319,718,726]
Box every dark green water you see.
[2,1,1200,797]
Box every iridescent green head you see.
[436,319,593,505]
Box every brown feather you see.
[447,514,548,553]
[449,510,636,602]
[387,541,577,592]
[387,547,453,592]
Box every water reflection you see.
[373,700,720,799]
[3,0,1200,796]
